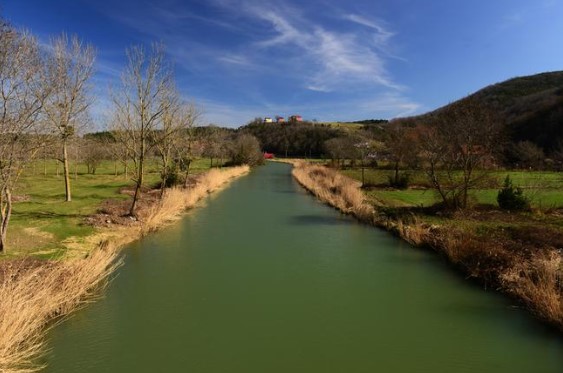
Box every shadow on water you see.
[288,214,354,226]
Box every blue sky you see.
[3,0,563,127]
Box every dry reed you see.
[140,166,249,233]
[0,244,121,373]
[292,162,375,221]
[501,252,563,326]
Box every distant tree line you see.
[240,118,344,158]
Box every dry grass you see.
[501,251,563,326]
[0,165,250,372]
[140,166,249,234]
[395,218,429,246]
[0,243,121,373]
[292,162,374,221]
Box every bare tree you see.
[44,34,96,202]
[385,120,419,187]
[324,137,349,168]
[228,133,263,167]
[0,23,49,252]
[110,43,173,216]
[152,90,200,195]
[81,137,108,174]
[177,126,204,187]
[416,98,501,209]
[202,125,228,168]
[511,141,545,169]
[353,135,384,187]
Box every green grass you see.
[3,158,213,258]
[319,122,365,130]
[341,168,563,208]
[364,189,438,207]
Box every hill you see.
[402,71,563,158]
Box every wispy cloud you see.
[356,93,422,118]
[87,0,419,124]
[343,14,395,46]
[225,1,402,92]
[217,53,255,67]
[100,0,406,93]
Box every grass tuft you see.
[0,244,121,373]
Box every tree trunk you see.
[129,169,143,216]
[0,187,13,253]
[129,144,145,216]
[63,139,72,202]
[183,159,192,188]
[129,181,141,217]
[394,161,400,185]
[159,164,167,199]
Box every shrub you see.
[162,164,181,188]
[164,170,180,188]
[228,134,264,167]
[497,175,529,211]
[388,174,410,189]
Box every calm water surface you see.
[45,162,563,372]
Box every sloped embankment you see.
[291,161,563,332]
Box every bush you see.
[163,165,181,188]
[228,134,264,167]
[388,174,410,189]
[497,175,529,211]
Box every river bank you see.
[290,161,563,331]
[0,166,249,373]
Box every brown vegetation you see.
[291,161,563,331]
[0,245,120,372]
[0,165,249,372]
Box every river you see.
[44,162,563,372]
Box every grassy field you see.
[341,168,563,209]
[319,122,365,130]
[4,158,216,258]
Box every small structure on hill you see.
[275,116,285,123]
[288,115,303,122]
[263,117,273,123]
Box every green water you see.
[44,163,562,372]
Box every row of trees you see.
[107,44,260,215]
[323,98,503,210]
[0,19,263,252]
[241,118,343,158]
